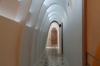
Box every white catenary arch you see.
[46,22,63,54]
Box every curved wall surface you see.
[0,0,83,66]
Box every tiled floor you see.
[37,47,67,66]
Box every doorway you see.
[47,27,58,48]
[46,22,63,55]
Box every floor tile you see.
[37,47,67,66]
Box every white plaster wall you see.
[21,0,83,66]
[63,0,82,66]
[21,0,46,65]
[0,0,32,66]
[0,15,21,66]
[23,1,67,66]
[15,0,32,22]
[0,0,19,20]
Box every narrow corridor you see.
[0,0,90,66]
[37,47,67,66]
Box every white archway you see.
[46,27,58,48]
[46,22,62,54]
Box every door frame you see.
[59,23,63,54]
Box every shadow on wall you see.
[0,16,20,66]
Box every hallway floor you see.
[37,47,67,66]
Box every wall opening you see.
[47,27,58,48]
[51,28,58,45]
[46,22,63,54]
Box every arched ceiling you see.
[0,0,83,66]
[24,0,68,54]
[26,1,68,66]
